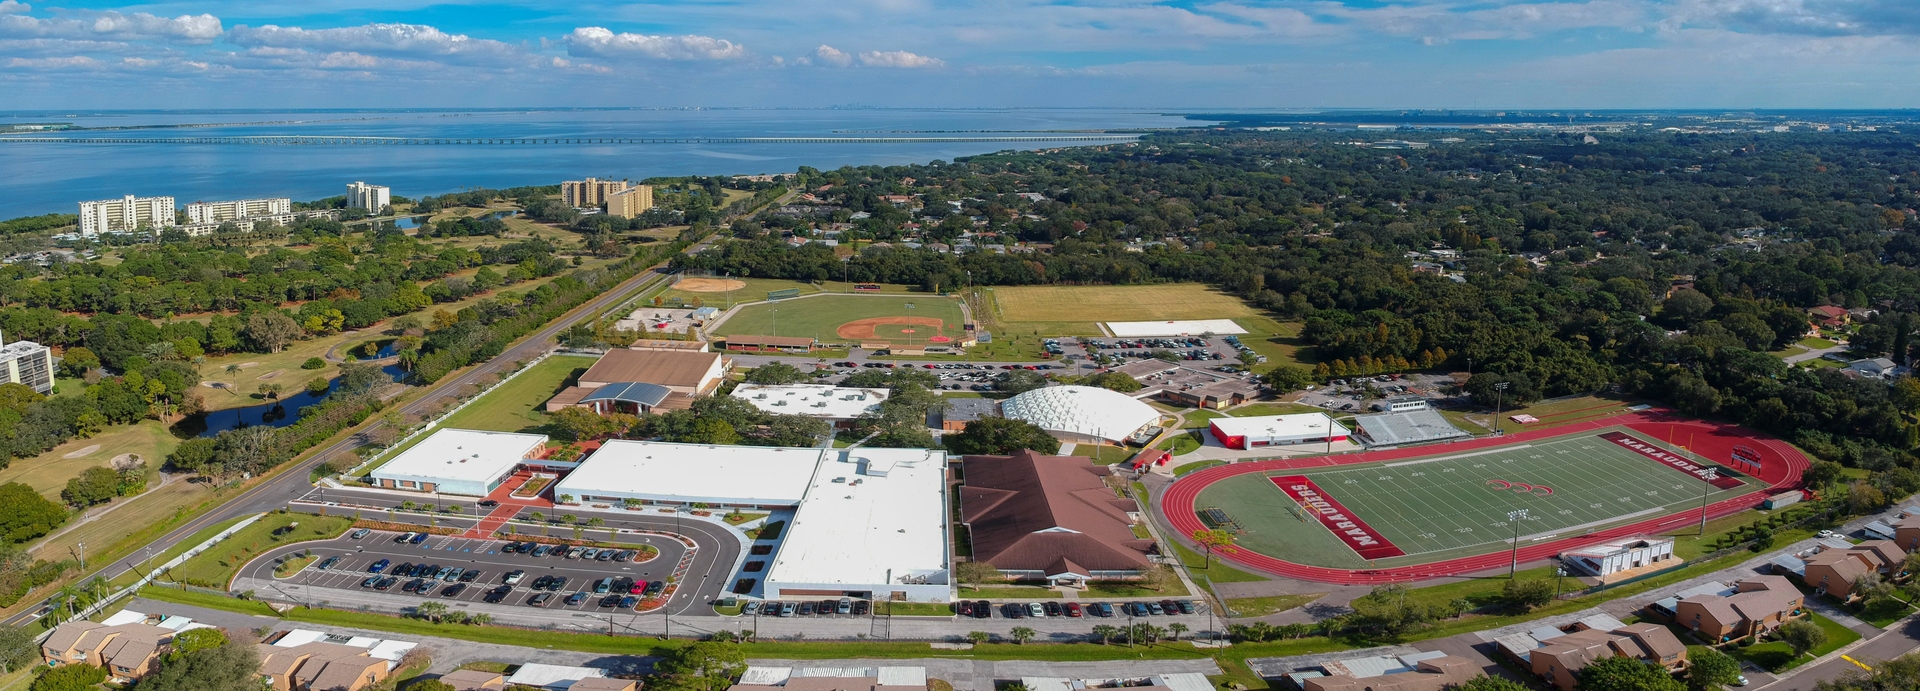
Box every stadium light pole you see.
[1699,470,1717,536]
[1507,509,1528,578]
[1492,382,1510,437]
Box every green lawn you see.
[1167,540,1267,584]
[1174,460,1228,477]
[1797,337,1837,349]
[657,277,826,308]
[1157,430,1205,456]
[438,355,597,433]
[1181,410,1229,428]
[1730,612,1859,673]
[1226,402,1323,417]
[713,294,967,345]
[1232,317,1312,372]
[1224,594,1323,618]
[165,513,354,589]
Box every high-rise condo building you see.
[0,332,54,395]
[606,186,655,218]
[77,195,176,236]
[185,198,292,225]
[346,182,391,212]
[562,178,630,208]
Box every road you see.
[1758,617,1920,689]
[5,237,710,628]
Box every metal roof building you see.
[1351,409,1470,447]
[1000,385,1162,445]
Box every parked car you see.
[566,592,588,606]
[484,586,511,603]
[1002,603,1025,619]
[1176,600,1195,614]
[373,577,397,591]
[1043,601,1062,617]
[546,576,569,592]
[458,570,481,583]
[531,545,551,557]
[528,592,552,606]
[596,550,615,562]
[973,600,991,619]
[1065,602,1083,617]
[360,576,379,588]
[579,548,599,560]
[779,602,796,617]
[594,578,612,594]
[395,532,416,543]
[853,600,870,615]
[644,581,664,596]
[799,602,816,616]
[349,529,371,540]
[317,556,340,570]
[368,559,390,574]
[503,570,526,585]
[621,595,639,609]
[410,532,430,544]
[442,583,467,598]
[744,601,761,615]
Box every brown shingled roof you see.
[961,450,1154,573]
[578,350,723,389]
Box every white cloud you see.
[318,51,380,69]
[4,54,98,69]
[563,27,747,60]
[0,9,222,44]
[814,44,852,67]
[227,22,525,65]
[859,49,942,68]
[0,1,26,16]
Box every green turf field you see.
[1192,427,1769,568]
[711,294,966,345]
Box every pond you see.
[176,363,407,438]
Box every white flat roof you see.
[372,428,546,485]
[507,663,606,686]
[767,447,949,589]
[1105,319,1248,338]
[1209,413,1346,440]
[555,440,823,506]
[1000,385,1162,443]
[732,384,887,419]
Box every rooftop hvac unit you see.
[755,394,768,399]
[774,401,787,406]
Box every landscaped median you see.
[161,512,355,589]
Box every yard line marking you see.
[1382,445,1534,468]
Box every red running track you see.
[1160,410,1808,584]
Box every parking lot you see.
[1296,372,1460,412]
[243,530,687,614]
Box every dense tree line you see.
[670,130,1920,470]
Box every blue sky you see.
[3,0,1918,109]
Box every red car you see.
[923,364,937,369]
[1064,602,1083,617]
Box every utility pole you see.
[77,542,85,571]
[1507,509,1528,578]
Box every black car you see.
[441,583,467,598]
[403,578,427,593]
[1001,603,1024,619]
[799,602,816,616]
[392,562,413,576]
[484,585,512,603]
[530,575,552,590]
[478,500,499,508]
[974,600,991,619]
[643,580,664,596]
[373,576,397,591]
[818,599,837,615]
[1044,601,1062,617]
[546,576,569,591]
[1176,600,1195,614]
[599,595,622,608]
[458,570,481,583]
[853,600,870,615]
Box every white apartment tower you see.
[77,195,176,236]
[186,198,292,225]
[0,331,54,395]
[346,182,391,212]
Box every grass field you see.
[166,512,354,589]
[0,420,175,501]
[712,294,967,345]
[436,355,596,434]
[988,284,1258,336]
[1191,427,1769,568]
[656,277,827,308]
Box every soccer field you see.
[1191,428,1769,568]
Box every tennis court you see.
[1191,427,1769,568]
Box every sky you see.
[2,0,1918,110]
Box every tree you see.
[0,483,67,543]
[0,626,35,673]
[994,369,1048,394]
[1191,529,1237,571]
[1780,619,1828,659]
[1500,578,1554,613]
[135,639,262,691]
[745,362,809,385]
[954,561,1000,587]
[651,641,747,691]
[1009,626,1036,644]
[30,663,104,691]
[242,311,303,353]
[1576,654,1684,691]
[1451,676,1531,691]
[966,631,990,644]
[1168,622,1188,640]
[1687,646,1742,691]
[1464,372,1541,407]
[301,357,326,370]
[165,627,228,661]
[60,466,120,507]
[683,418,741,445]
[1662,289,1715,326]
[1263,365,1314,392]
[1091,624,1119,645]
[943,417,1062,455]
[547,406,633,442]
[1802,461,1843,492]
[1856,571,1894,605]
[409,681,458,691]
[59,347,99,377]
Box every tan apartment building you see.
[256,641,390,691]
[608,185,655,218]
[1529,624,1687,691]
[41,621,173,683]
[563,178,631,208]
[1894,515,1920,553]
[1672,576,1805,641]
[1803,542,1902,598]
[436,669,506,690]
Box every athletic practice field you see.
[989,284,1257,335]
[711,294,966,345]
[1190,426,1770,569]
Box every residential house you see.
[1810,305,1850,329]
[1846,357,1899,379]
[1670,575,1805,641]
[1893,515,1920,553]
[257,642,390,691]
[1804,542,1906,597]
[1529,624,1688,691]
[1301,653,1479,691]
[41,621,173,684]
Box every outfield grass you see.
[166,513,354,589]
[436,355,596,434]
[1192,427,1767,569]
[713,294,967,345]
[658,277,826,308]
[992,284,1257,325]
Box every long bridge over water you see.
[0,134,1141,146]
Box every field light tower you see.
[1507,509,1528,578]
[1492,381,1511,436]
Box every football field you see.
[1190,428,1769,568]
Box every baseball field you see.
[710,294,967,345]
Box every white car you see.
[1818,530,1836,539]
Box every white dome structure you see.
[1000,385,1163,445]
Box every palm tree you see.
[1091,624,1119,645]
[1168,623,1188,641]
[1009,626,1035,644]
